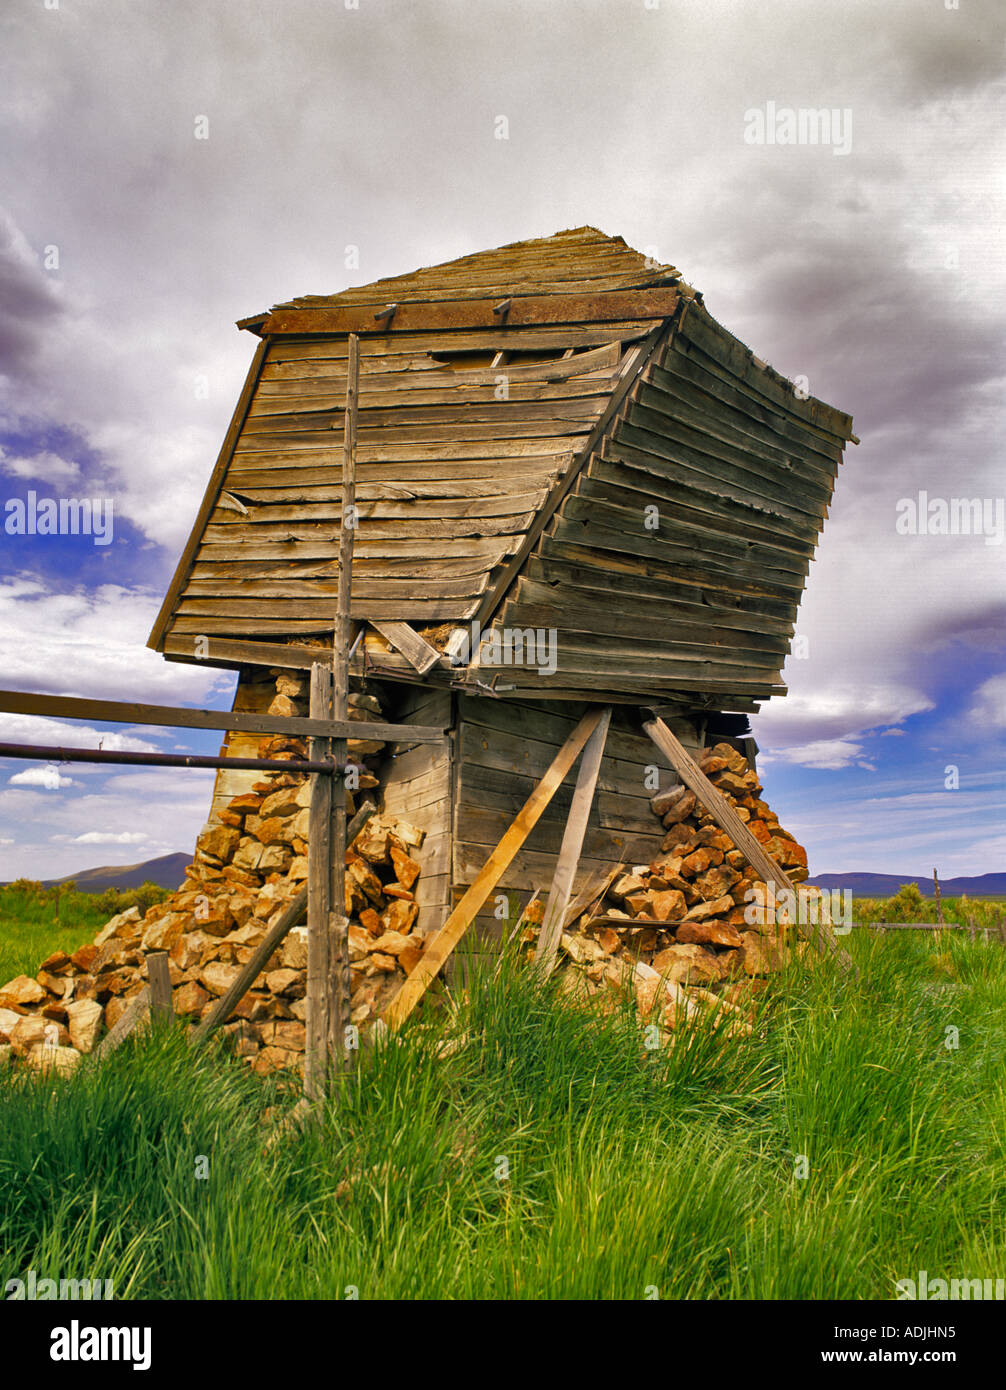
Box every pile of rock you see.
[545,743,820,1035]
[0,715,820,1075]
[0,672,429,1077]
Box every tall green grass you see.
[2,926,1004,1300]
[0,880,170,984]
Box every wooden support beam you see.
[147,953,172,1025]
[95,989,151,1060]
[382,708,604,1028]
[0,687,442,745]
[535,707,612,976]
[642,715,854,971]
[305,663,334,1099]
[192,887,307,1044]
[259,289,681,337]
[369,621,442,675]
[346,798,377,845]
[561,863,625,929]
[164,634,333,670]
[327,333,359,1073]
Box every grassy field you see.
[852,882,1006,932]
[2,907,1004,1300]
[0,880,170,985]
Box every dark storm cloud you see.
[0,210,65,377]
[0,0,1000,871]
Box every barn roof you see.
[259,226,683,313]
[149,228,855,710]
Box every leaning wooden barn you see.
[0,227,858,1080]
[149,226,855,989]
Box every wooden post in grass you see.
[933,868,943,924]
[382,709,604,1028]
[147,952,172,1025]
[305,662,334,1100]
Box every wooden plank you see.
[168,605,477,631]
[501,582,791,658]
[382,709,603,1026]
[234,420,595,450]
[249,374,618,415]
[148,339,268,653]
[478,655,784,694]
[192,888,308,1043]
[305,663,333,1099]
[537,538,797,624]
[264,325,653,361]
[659,341,844,465]
[0,688,446,745]
[230,439,575,467]
[523,556,794,635]
[458,721,663,797]
[453,845,629,892]
[163,634,344,671]
[583,458,816,555]
[173,601,479,627]
[261,289,680,336]
[214,478,557,504]
[619,410,831,520]
[603,435,825,532]
[478,667,783,699]
[548,493,811,580]
[200,511,535,542]
[147,952,172,1025]
[196,533,515,562]
[189,555,499,582]
[370,620,441,675]
[536,709,612,975]
[642,716,852,969]
[456,801,656,860]
[646,365,839,486]
[258,342,622,392]
[207,492,548,524]
[670,334,849,456]
[327,334,358,1075]
[94,988,151,1060]
[678,304,853,439]
[240,396,605,433]
[547,514,805,601]
[183,577,490,601]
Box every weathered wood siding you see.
[379,685,454,936]
[478,303,850,707]
[157,326,652,645]
[450,696,701,950]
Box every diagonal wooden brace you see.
[382,708,605,1027]
[642,715,854,972]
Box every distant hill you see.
[41,853,190,893]
[807,872,1006,898]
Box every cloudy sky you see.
[1,0,1002,882]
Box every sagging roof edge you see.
[147,338,269,655]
